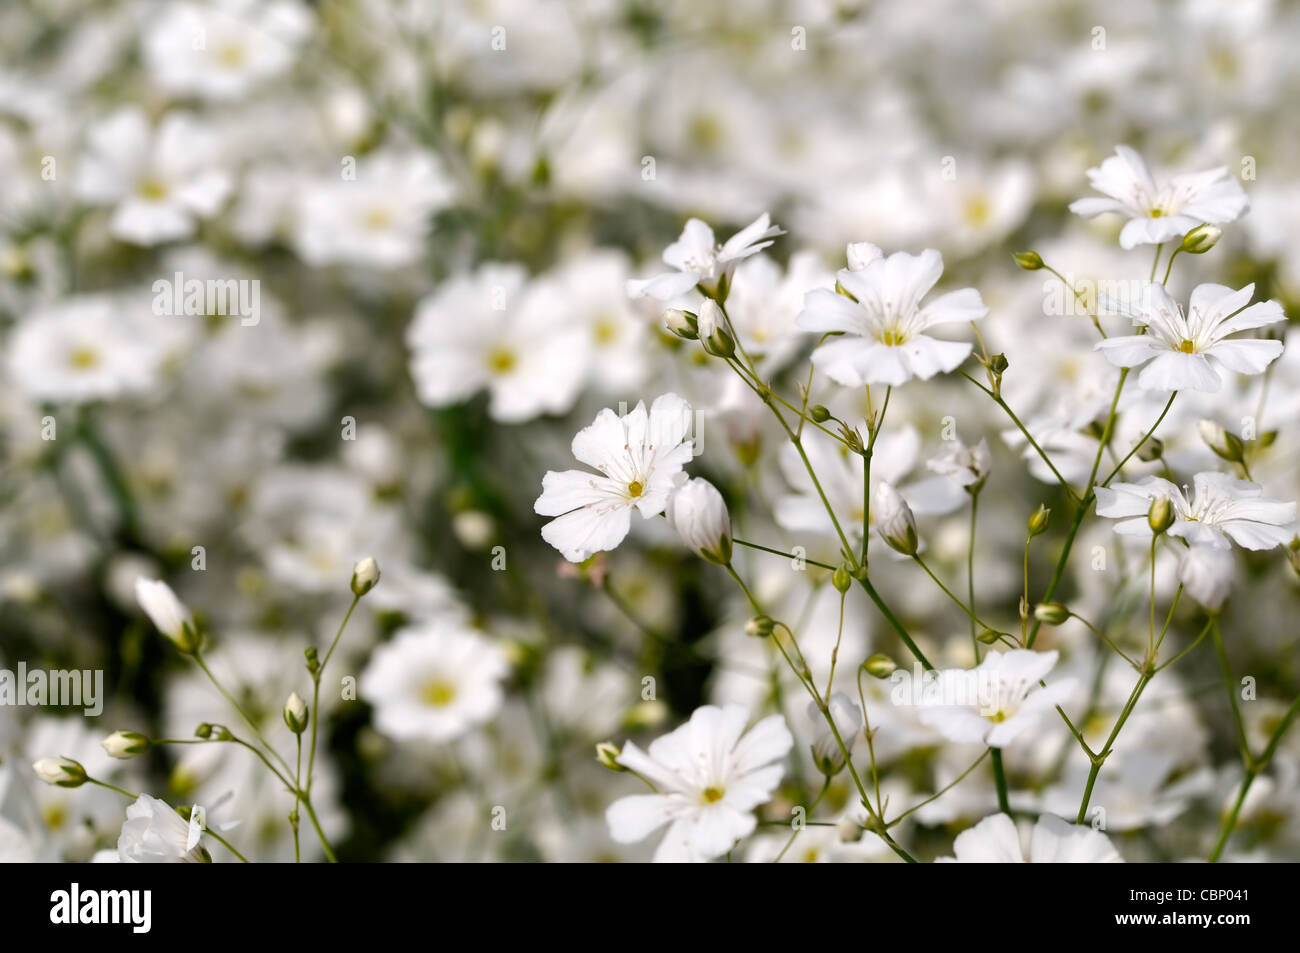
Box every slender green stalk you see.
[990,749,1011,814]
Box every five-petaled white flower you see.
[1069,145,1248,249]
[1095,473,1296,550]
[916,650,1076,749]
[938,813,1123,863]
[626,214,784,299]
[796,245,987,386]
[1095,282,1284,392]
[535,393,695,561]
[606,704,792,862]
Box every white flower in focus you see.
[118,795,206,863]
[627,213,784,299]
[873,481,918,555]
[7,296,161,404]
[295,150,454,270]
[534,394,695,562]
[1177,545,1236,610]
[134,578,195,650]
[917,650,1076,749]
[1095,473,1296,550]
[606,704,792,862]
[1069,145,1248,249]
[666,477,732,564]
[1095,282,1284,392]
[359,622,508,743]
[938,813,1123,863]
[407,263,588,422]
[143,0,312,101]
[797,247,987,386]
[75,108,232,246]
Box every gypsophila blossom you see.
[938,813,1123,863]
[627,214,784,299]
[1096,473,1296,550]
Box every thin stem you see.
[856,574,933,671]
[193,653,295,778]
[302,799,337,863]
[913,553,997,632]
[206,829,250,864]
[1100,392,1177,487]
[990,749,1011,814]
[886,751,989,827]
[968,492,980,660]
[733,537,835,571]
[959,371,1077,498]
[1210,617,1251,759]
[772,776,831,863]
[87,777,138,800]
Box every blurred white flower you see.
[117,794,205,863]
[606,704,792,862]
[295,150,454,269]
[143,0,313,101]
[1096,473,1295,550]
[407,263,588,422]
[1069,145,1248,249]
[534,393,695,562]
[938,813,1122,863]
[873,481,918,555]
[75,108,232,245]
[917,650,1075,749]
[797,246,986,386]
[927,437,992,491]
[627,213,783,299]
[134,578,195,650]
[7,295,161,404]
[359,622,508,743]
[1095,282,1284,392]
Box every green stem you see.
[990,749,1011,814]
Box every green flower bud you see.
[863,654,897,678]
[1012,250,1045,271]
[1028,504,1051,537]
[1033,602,1070,626]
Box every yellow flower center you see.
[67,346,100,369]
[878,326,908,346]
[987,709,1008,723]
[1179,338,1196,353]
[963,194,991,227]
[420,679,457,707]
[702,786,725,803]
[486,347,517,374]
[364,207,392,230]
[593,318,618,345]
[137,178,169,200]
[217,43,246,67]
[1149,208,1165,218]
[627,481,643,498]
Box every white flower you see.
[606,704,792,862]
[938,813,1123,863]
[134,578,196,650]
[7,295,161,404]
[407,263,588,422]
[350,556,381,596]
[1178,545,1236,610]
[118,794,205,863]
[358,621,508,743]
[796,247,986,386]
[295,150,454,270]
[917,650,1076,749]
[534,393,695,562]
[873,481,918,555]
[666,477,732,564]
[102,731,149,760]
[1095,282,1284,392]
[1095,473,1296,550]
[927,437,991,491]
[1069,145,1248,249]
[32,757,86,787]
[626,213,784,299]
[75,108,232,246]
[143,0,312,101]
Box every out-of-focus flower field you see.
[2,0,1299,863]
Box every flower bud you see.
[1012,250,1045,271]
[863,654,897,678]
[977,628,1004,645]
[1198,419,1244,463]
[102,730,150,759]
[810,404,831,423]
[283,692,309,734]
[873,482,918,556]
[194,723,213,739]
[595,741,626,772]
[1178,545,1234,610]
[667,477,733,564]
[134,578,198,653]
[1033,602,1070,626]
[350,556,381,597]
[1028,504,1051,537]
[701,325,736,359]
[988,353,1009,374]
[1137,436,1165,462]
[745,615,775,638]
[832,564,852,593]
[808,693,862,777]
[1180,224,1222,255]
[1147,496,1175,535]
[663,308,699,340]
[33,757,87,788]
